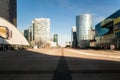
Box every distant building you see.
[72,26,77,48]
[90,29,96,48]
[29,26,33,41]
[53,34,58,45]
[33,18,50,48]
[76,14,93,48]
[24,26,33,43]
[24,29,30,42]
[90,29,96,40]
[0,0,17,26]
[65,41,72,48]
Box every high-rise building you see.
[33,18,50,47]
[0,0,17,26]
[53,34,58,45]
[72,26,77,48]
[24,26,33,42]
[76,14,92,48]
[24,29,30,42]
[29,26,33,41]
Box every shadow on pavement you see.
[52,56,72,80]
[0,49,120,80]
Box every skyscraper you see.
[33,18,50,47]
[24,29,30,42]
[29,26,33,41]
[76,14,92,48]
[72,26,77,48]
[0,0,17,26]
[53,34,58,45]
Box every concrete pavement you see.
[0,48,120,80]
[64,48,120,61]
[0,49,61,80]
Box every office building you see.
[24,29,30,42]
[76,14,92,48]
[24,29,29,41]
[53,34,58,45]
[72,26,77,48]
[0,0,17,26]
[95,9,120,49]
[33,18,50,47]
[28,26,33,41]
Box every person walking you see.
[110,44,115,52]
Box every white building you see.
[76,14,92,48]
[33,18,50,47]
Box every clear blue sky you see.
[17,0,120,46]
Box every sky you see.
[17,0,120,47]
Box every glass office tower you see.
[53,34,58,45]
[72,26,77,48]
[76,14,92,48]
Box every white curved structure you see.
[0,17,29,45]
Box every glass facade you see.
[95,23,109,36]
[76,14,92,40]
[53,34,58,45]
[24,29,29,41]
[76,14,92,48]
[95,9,120,49]
[72,26,77,48]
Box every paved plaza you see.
[0,48,120,80]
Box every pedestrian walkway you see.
[0,50,33,57]
[64,49,120,61]
[0,48,120,80]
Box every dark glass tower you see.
[0,0,17,26]
[72,27,77,48]
[53,34,58,45]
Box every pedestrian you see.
[110,44,115,52]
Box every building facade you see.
[33,18,50,47]
[24,29,30,42]
[0,0,17,26]
[28,26,33,41]
[72,26,77,48]
[53,34,58,45]
[76,14,92,48]
[95,9,120,49]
